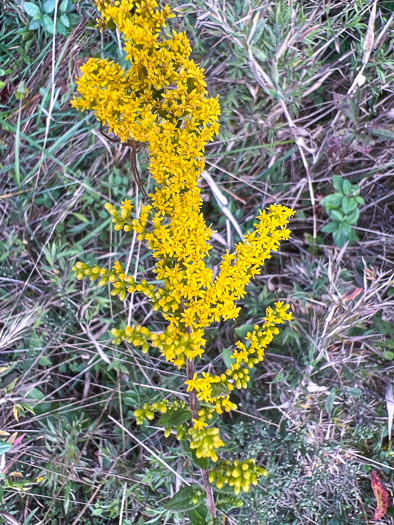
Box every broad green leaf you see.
[188,504,208,525]
[210,382,231,399]
[341,196,357,214]
[321,193,342,209]
[329,209,343,222]
[165,485,203,511]
[42,14,55,33]
[321,221,338,234]
[60,13,70,27]
[0,440,12,456]
[332,175,344,193]
[340,222,352,235]
[356,196,364,204]
[43,0,56,13]
[342,179,352,195]
[68,13,80,25]
[235,323,254,339]
[60,0,70,12]
[346,208,360,225]
[56,19,67,35]
[26,387,44,400]
[333,229,348,248]
[222,347,235,370]
[24,2,41,17]
[29,19,41,30]
[158,408,191,427]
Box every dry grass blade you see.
[386,382,394,442]
[107,415,190,485]
[0,313,40,351]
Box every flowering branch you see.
[71,0,293,518]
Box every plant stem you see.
[187,359,216,521]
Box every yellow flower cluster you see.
[72,260,154,301]
[134,399,190,440]
[184,302,292,427]
[72,0,293,474]
[112,322,206,368]
[188,426,225,462]
[209,459,268,495]
[133,399,168,425]
[105,200,134,231]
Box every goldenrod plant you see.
[71,0,293,520]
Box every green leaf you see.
[341,222,352,235]
[29,19,41,30]
[165,485,203,511]
[42,14,55,33]
[15,81,29,100]
[210,382,231,399]
[222,348,235,370]
[60,13,70,27]
[367,125,394,140]
[332,175,344,193]
[325,387,336,416]
[0,440,12,456]
[235,323,254,339]
[43,0,56,13]
[60,0,70,12]
[347,387,362,398]
[355,196,364,205]
[26,387,44,400]
[68,13,80,25]
[329,209,343,222]
[188,504,208,525]
[341,196,358,214]
[320,193,342,209]
[56,19,67,35]
[103,19,117,30]
[321,221,338,233]
[346,208,360,225]
[342,179,352,195]
[158,408,191,427]
[332,229,348,248]
[24,2,41,17]
[340,92,359,126]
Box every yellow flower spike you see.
[72,0,292,487]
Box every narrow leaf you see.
[0,512,21,525]
[367,125,394,140]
